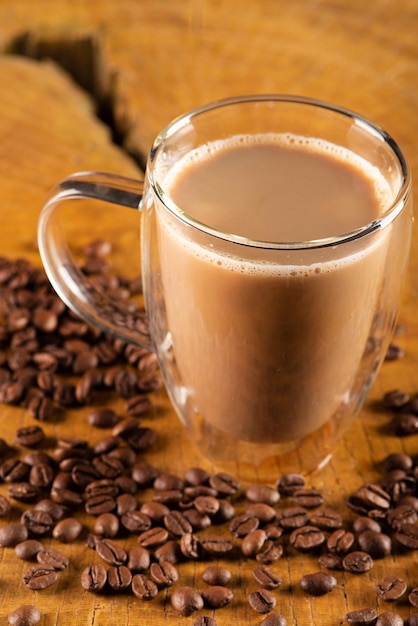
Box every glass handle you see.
[38,171,153,349]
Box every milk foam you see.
[159,133,393,278]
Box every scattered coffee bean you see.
[202,565,232,586]
[276,473,305,496]
[289,525,325,552]
[248,588,276,614]
[0,522,28,547]
[52,517,83,543]
[108,565,132,591]
[375,575,407,601]
[202,585,234,609]
[357,530,392,559]
[246,484,280,505]
[149,560,179,587]
[252,564,282,589]
[23,565,57,590]
[81,563,107,592]
[345,608,378,625]
[7,604,41,626]
[15,426,45,448]
[342,551,374,574]
[15,539,44,561]
[300,571,337,596]
[170,586,204,616]
[409,587,418,608]
[375,612,404,626]
[37,548,69,570]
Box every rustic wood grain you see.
[0,1,417,624]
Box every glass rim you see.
[149,94,411,250]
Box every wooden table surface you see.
[0,1,417,624]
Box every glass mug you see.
[38,95,412,480]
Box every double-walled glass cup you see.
[38,95,413,480]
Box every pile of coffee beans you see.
[0,246,416,626]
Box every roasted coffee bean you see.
[318,552,343,570]
[245,503,276,524]
[256,540,283,564]
[132,461,158,486]
[395,523,418,549]
[409,587,418,607]
[152,489,183,507]
[182,508,212,530]
[194,495,220,516]
[385,342,404,360]
[202,565,232,586]
[85,494,116,516]
[201,535,234,556]
[87,407,119,428]
[81,563,107,592]
[300,571,337,596]
[0,522,28,547]
[342,550,374,573]
[345,608,378,625]
[384,451,414,471]
[21,509,53,535]
[327,528,355,554]
[93,512,120,538]
[229,513,260,537]
[35,499,65,521]
[248,588,276,614]
[85,478,119,499]
[125,546,151,575]
[137,526,169,548]
[246,484,280,505]
[180,532,202,559]
[27,396,54,421]
[127,427,157,451]
[392,413,418,435]
[95,538,127,565]
[202,585,234,609]
[125,394,153,416]
[260,614,287,626]
[50,486,83,507]
[277,506,308,530]
[293,487,324,508]
[107,565,132,591]
[154,473,184,492]
[149,560,179,587]
[121,510,151,533]
[348,483,391,513]
[387,504,417,531]
[263,523,283,541]
[37,548,69,570]
[171,586,204,616]
[71,463,100,488]
[7,604,41,626]
[15,426,45,448]
[92,454,124,479]
[140,501,170,523]
[116,492,137,515]
[52,517,83,543]
[1,459,30,482]
[184,466,210,486]
[23,565,57,590]
[382,389,410,410]
[215,499,236,522]
[15,539,44,561]
[276,473,305,496]
[209,472,240,496]
[406,614,418,626]
[242,529,267,557]
[353,516,381,534]
[29,463,54,488]
[357,530,392,558]
[164,510,193,536]
[375,613,404,626]
[289,525,325,552]
[375,575,407,601]
[310,507,343,530]
[252,564,282,589]
[132,573,159,600]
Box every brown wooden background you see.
[0,1,417,624]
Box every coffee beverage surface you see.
[155,134,394,446]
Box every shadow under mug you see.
[38,95,413,481]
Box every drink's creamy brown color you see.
[156,134,393,446]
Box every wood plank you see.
[0,1,417,624]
